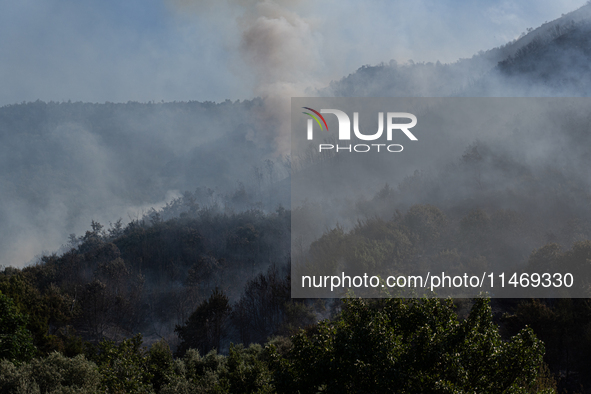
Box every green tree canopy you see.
[272,297,547,394]
[0,293,35,363]
[176,288,231,357]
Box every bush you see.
[0,352,100,394]
[0,293,35,364]
[271,297,548,393]
[148,339,174,392]
[86,334,154,394]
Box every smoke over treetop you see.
[0,1,583,105]
[0,100,290,267]
[168,0,324,155]
[0,1,589,266]
[239,0,321,154]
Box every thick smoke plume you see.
[172,0,324,155]
[240,1,321,154]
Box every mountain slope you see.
[321,3,591,98]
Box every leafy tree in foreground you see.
[271,297,549,394]
[0,293,35,364]
[0,352,100,393]
[175,288,231,357]
[148,339,175,393]
[160,344,274,394]
[85,334,153,394]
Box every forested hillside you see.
[322,3,591,98]
[5,2,591,393]
[3,144,591,390]
[0,196,295,350]
[5,117,591,391]
[0,99,290,266]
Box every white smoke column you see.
[170,0,323,155]
[239,1,322,155]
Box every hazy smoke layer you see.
[0,100,290,267]
[3,2,591,268]
[239,0,321,154]
[171,0,323,155]
[291,97,591,297]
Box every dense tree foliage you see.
[4,8,591,391]
[1,191,590,391]
[0,293,35,364]
[1,296,555,393]
[3,131,591,391]
[0,352,100,393]
[272,297,551,394]
[0,204,291,352]
[176,289,232,357]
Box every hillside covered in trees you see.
[0,291,556,393]
[6,3,591,393]
[322,3,591,98]
[0,99,290,266]
[3,155,591,391]
[5,108,591,391]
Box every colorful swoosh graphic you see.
[302,107,328,131]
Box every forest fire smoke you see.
[171,0,323,155]
[238,0,321,155]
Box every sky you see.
[0,0,586,105]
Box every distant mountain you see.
[467,18,591,96]
[321,3,591,97]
